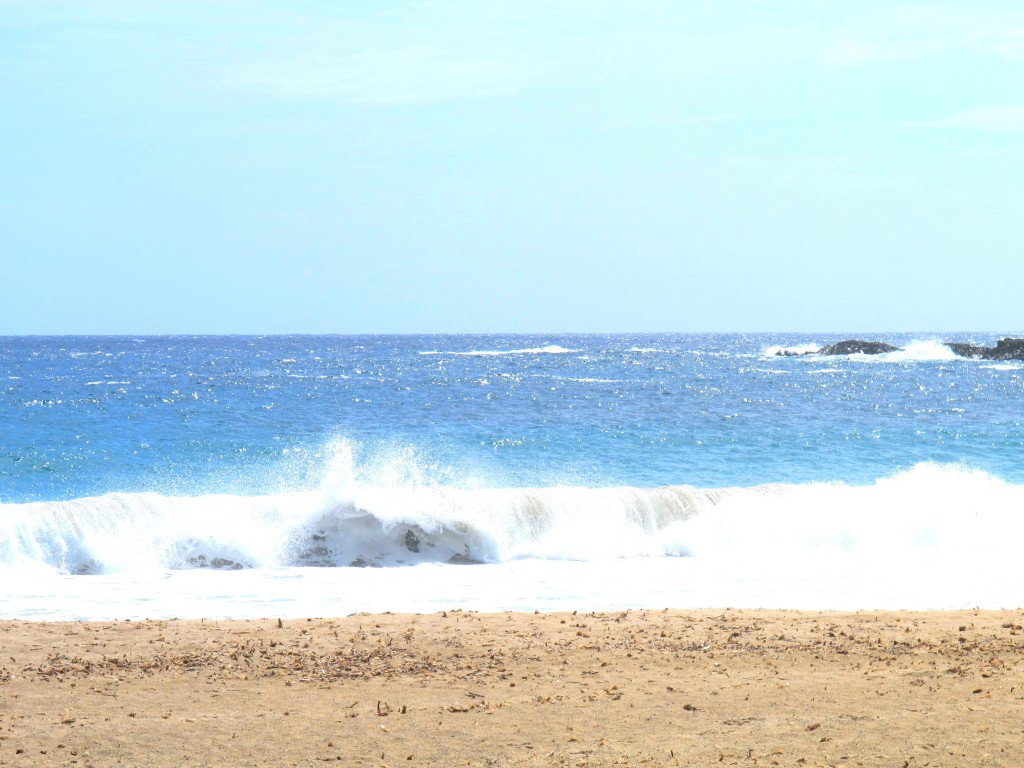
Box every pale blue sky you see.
[2,1,1022,333]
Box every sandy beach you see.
[1,609,1022,767]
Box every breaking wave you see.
[1,463,1020,576]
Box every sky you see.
[2,1,1023,334]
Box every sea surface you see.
[2,333,1023,619]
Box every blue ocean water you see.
[2,333,1023,618]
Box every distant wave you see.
[876,341,959,362]
[420,345,577,357]
[765,343,820,357]
[2,464,1019,576]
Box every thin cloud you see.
[821,39,945,66]
[819,5,1024,67]
[965,22,1024,59]
[224,46,538,105]
[605,113,738,130]
[919,106,1024,132]
[724,155,916,195]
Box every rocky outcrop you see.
[817,340,900,356]
[945,338,1024,360]
[775,337,1024,360]
[946,342,986,358]
[775,339,900,357]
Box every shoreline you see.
[3,608,1022,766]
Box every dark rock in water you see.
[187,554,245,570]
[946,337,1024,360]
[404,529,421,553]
[446,552,481,565]
[298,545,333,566]
[446,545,482,565]
[946,342,988,358]
[990,338,1024,359]
[776,339,900,357]
[210,557,244,570]
[817,340,900,356]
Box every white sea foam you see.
[9,547,1022,620]
[877,340,958,363]
[673,463,1023,560]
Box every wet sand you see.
[2,609,1023,766]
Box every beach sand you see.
[2,609,1022,767]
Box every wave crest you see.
[2,463,1019,575]
[0,485,718,574]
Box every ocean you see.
[2,333,1022,620]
